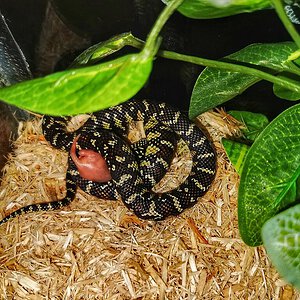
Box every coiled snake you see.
[0,100,216,224]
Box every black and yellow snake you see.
[0,100,216,224]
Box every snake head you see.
[70,135,112,183]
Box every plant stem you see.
[142,0,184,57]
[130,34,300,94]
[159,50,300,93]
[272,0,300,49]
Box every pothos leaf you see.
[238,103,300,246]
[0,53,153,116]
[189,42,299,119]
[262,204,300,290]
[273,75,300,100]
[71,32,144,67]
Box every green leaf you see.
[222,110,269,175]
[222,139,250,175]
[238,103,300,246]
[162,0,271,19]
[262,204,300,290]
[189,42,299,119]
[0,53,153,115]
[228,110,269,141]
[273,76,300,100]
[71,32,144,67]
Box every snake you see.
[0,100,216,224]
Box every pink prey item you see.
[70,135,112,183]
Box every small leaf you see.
[162,0,271,19]
[238,103,300,246]
[71,32,144,67]
[228,110,269,141]
[262,204,300,290]
[222,139,250,175]
[0,53,153,115]
[189,42,299,118]
[274,76,300,100]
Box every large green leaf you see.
[189,42,299,118]
[162,0,271,19]
[238,103,300,246]
[262,204,300,290]
[0,53,153,116]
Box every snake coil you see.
[0,100,216,224]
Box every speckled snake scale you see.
[0,100,216,224]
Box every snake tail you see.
[0,170,77,225]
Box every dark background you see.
[1,0,299,118]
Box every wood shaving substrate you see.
[0,108,298,300]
